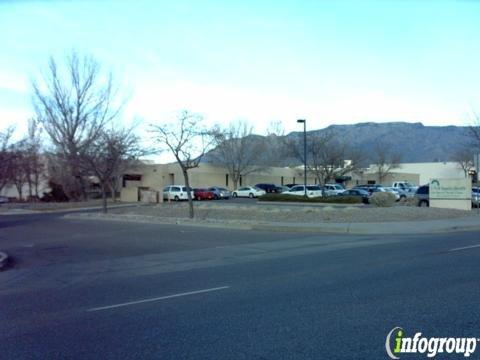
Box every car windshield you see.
[307,186,321,190]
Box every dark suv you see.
[254,183,281,193]
[415,185,429,207]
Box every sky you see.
[1,0,480,140]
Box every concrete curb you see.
[251,223,480,235]
[0,203,143,216]
[257,201,365,208]
[64,213,254,231]
[0,251,9,270]
[64,213,480,235]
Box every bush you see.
[258,194,362,204]
[399,197,417,207]
[41,181,69,202]
[370,192,396,207]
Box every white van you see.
[163,185,194,201]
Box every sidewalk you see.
[64,212,480,235]
[0,203,142,216]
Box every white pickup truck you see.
[392,182,418,198]
[392,181,416,190]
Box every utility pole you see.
[297,119,307,197]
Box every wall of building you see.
[123,163,317,192]
[392,162,467,185]
[355,172,420,187]
[0,180,50,200]
[123,161,467,196]
[356,162,468,187]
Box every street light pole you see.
[297,119,307,197]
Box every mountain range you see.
[204,122,475,166]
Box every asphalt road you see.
[1,211,480,359]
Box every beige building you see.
[120,161,474,203]
[357,161,469,187]
[2,159,469,201]
[121,162,317,198]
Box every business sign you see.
[429,178,471,200]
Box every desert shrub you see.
[399,197,417,207]
[41,181,69,202]
[258,194,361,204]
[370,192,396,207]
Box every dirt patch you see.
[108,202,471,223]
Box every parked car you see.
[193,188,215,200]
[339,189,370,204]
[383,187,403,201]
[354,185,387,196]
[208,186,231,200]
[415,185,429,207]
[472,187,480,208]
[323,184,345,196]
[232,186,266,198]
[163,185,194,201]
[277,186,291,193]
[255,183,281,193]
[0,196,9,204]
[283,185,323,198]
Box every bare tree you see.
[21,119,44,199]
[32,51,122,200]
[266,120,285,137]
[469,111,480,148]
[309,133,362,185]
[8,141,29,200]
[453,148,474,178]
[211,120,267,189]
[0,127,15,193]
[371,141,402,184]
[81,126,144,213]
[287,131,362,185]
[151,111,213,219]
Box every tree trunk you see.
[15,181,24,201]
[232,174,239,190]
[109,182,117,202]
[101,183,108,213]
[79,177,88,201]
[182,169,194,219]
[34,178,39,199]
[27,175,33,199]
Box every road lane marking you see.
[87,286,230,312]
[448,244,480,252]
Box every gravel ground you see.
[108,202,473,223]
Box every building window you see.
[225,174,229,187]
[122,174,142,187]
